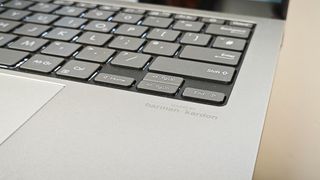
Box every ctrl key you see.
[183,88,225,104]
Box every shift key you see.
[149,57,235,83]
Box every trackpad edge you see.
[0,73,64,145]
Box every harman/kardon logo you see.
[145,102,218,120]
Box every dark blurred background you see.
[139,0,288,19]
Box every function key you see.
[182,87,225,104]
[76,2,97,9]
[137,80,179,95]
[53,0,74,6]
[4,0,34,10]
[148,11,171,18]
[99,5,121,12]
[229,21,254,28]
[123,8,145,15]
[174,14,197,21]
[201,17,225,24]
[143,72,183,87]
[94,73,135,87]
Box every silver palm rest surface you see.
[0,0,284,179]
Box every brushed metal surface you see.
[0,73,64,145]
[0,1,284,179]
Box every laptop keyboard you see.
[0,0,255,106]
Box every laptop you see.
[0,0,284,179]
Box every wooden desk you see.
[254,0,320,179]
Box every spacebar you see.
[149,57,235,83]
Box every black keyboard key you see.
[4,0,34,9]
[84,20,117,33]
[55,6,86,16]
[14,23,50,37]
[0,9,31,20]
[149,57,235,83]
[75,46,115,63]
[143,40,180,57]
[174,14,197,21]
[180,32,211,46]
[142,16,173,28]
[76,32,112,46]
[172,20,204,32]
[42,41,81,57]
[25,13,59,24]
[229,21,253,28]
[54,17,87,28]
[212,36,246,51]
[108,36,145,51]
[201,17,225,25]
[9,37,48,52]
[146,28,180,42]
[83,9,114,20]
[0,33,17,46]
[44,27,80,41]
[111,51,151,69]
[0,19,21,32]
[114,24,148,37]
[0,48,29,66]
[56,60,100,80]
[28,3,60,13]
[206,24,251,39]
[179,45,241,66]
[112,13,142,24]
[137,80,179,95]
[183,87,225,104]
[20,54,64,73]
[94,73,135,87]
